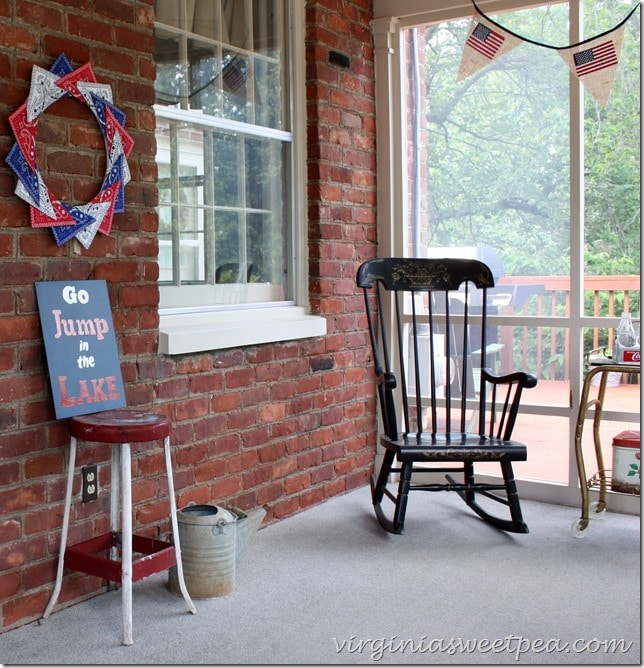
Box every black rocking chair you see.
[357,257,537,534]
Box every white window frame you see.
[155,1,326,354]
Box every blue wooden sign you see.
[35,280,126,419]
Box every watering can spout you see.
[232,506,266,563]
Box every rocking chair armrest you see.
[482,368,538,389]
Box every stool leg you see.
[163,436,196,615]
[43,436,78,620]
[109,443,120,588]
[121,442,134,646]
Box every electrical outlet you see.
[82,465,98,502]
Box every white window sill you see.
[159,306,327,355]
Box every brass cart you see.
[571,359,640,537]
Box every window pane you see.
[407,7,572,487]
[188,39,221,114]
[252,0,281,56]
[222,50,251,122]
[254,57,282,128]
[410,4,570,383]
[583,0,640,318]
[215,210,242,282]
[400,1,640,498]
[155,0,182,29]
[154,0,293,309]
[213,133,242,207]
[179,206,205,282]
[248,212,283,285]
[245,138,277,210]
[155,14,284,126]
[192,0,222,40]
[222,1,251,49]
[177,127,205,204]
[155,30,186,107]
[158,204,173,281]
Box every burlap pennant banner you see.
[558,25,625,108]
[459,1,638,108]
[457,17,522,81]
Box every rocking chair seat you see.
[383,432,527,463]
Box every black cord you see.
[471,0,639,50]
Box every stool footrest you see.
[65,532,177,583]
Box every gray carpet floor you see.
[0,486,640,665]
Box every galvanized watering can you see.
[168,504,266,598]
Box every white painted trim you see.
[374,0,565,25]
[153,105,293,142]
[159,306,327,355]
[289,1,309,308]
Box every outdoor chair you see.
[357,257,537,534]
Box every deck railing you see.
[496,275,640,381]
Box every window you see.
[374,0,640,509]
[154,0,325,353]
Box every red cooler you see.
[611,430,640,494]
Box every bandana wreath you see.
[6,53,133,248]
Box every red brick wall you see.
[0,0,377,632]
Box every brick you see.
[3,589,51,629]
[121,235,158,257]
[19,234,67,258]
[24,451,64,478]
[209,390,240,413]
[67,14,113,43]
[258,403,286,423]
[257,442,286,463]
[0,373,45,400]
[284,471,310,495]
[271,496,299,519]
[211,475,242,499]
[175,396,209,421]
[0,262,40,286]
[228,450,260,474]
[298,487,324,509]
[136,499,169,526]
[0,233,14,257]
[226,367,256,389]
[194,459,226,483]
[120,284,159,307]
[94,261,139,282]
[257,480,285,506]
[0,571,21,598]
[93,0,135,24]
[0,24,37,50]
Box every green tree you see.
[422,2,640,279]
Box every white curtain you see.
[154,0,248,48]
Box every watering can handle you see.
[212,518,229,535]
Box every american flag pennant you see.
[558,25,625,108]
[574,41,618,77]
[457,17,522,81]
[222,56,249,94]
[467,22,504,59]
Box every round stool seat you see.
[69,409,172,443]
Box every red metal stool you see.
[43,409,196,645]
